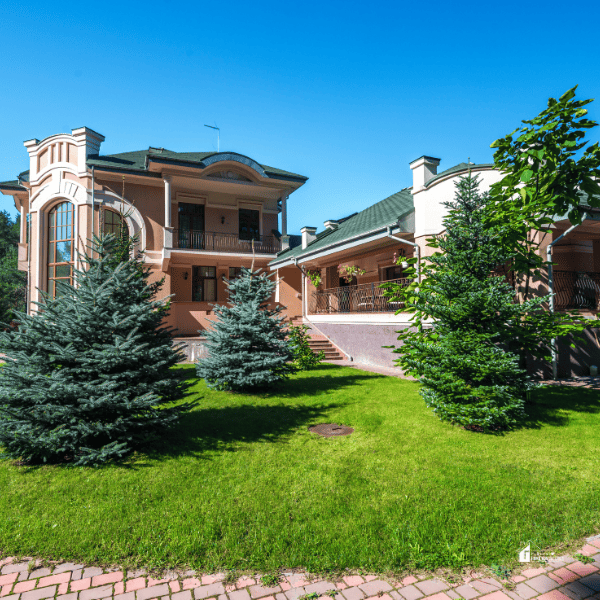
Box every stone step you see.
[287,321,345,360]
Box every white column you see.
[164,176,172,228]
[36,211,43,303]
[73,205,79,274]
[275,269,280,303]
[281,195,288,236]
[20,204,26,243]
[302,271,307,318]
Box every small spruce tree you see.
[0,235,189,466]
[385,173,571,431]
[197,267,295,390]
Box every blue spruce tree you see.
[0,234,189,466]
[197,267,295,390]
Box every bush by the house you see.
[0,234,189,466]
[196,267,295,391]
[288,323,324,370]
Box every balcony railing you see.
[173,230,281,254]
[310,278,411,314]
[554,270,600,310]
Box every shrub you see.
[288,324,324,370]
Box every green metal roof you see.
[86,149,308,181]
[270,187,415,265]
[0,149,307,190]
[0,180,26,191]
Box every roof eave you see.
[85,163,161,178]
[269,218,414,269]
[0,183,27,193]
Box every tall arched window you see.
[103,209,129,238]
[48,201,74,298]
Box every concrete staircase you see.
[291,320,345,361]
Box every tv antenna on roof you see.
[204,123,220,152]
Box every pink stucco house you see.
[0,126,307,339]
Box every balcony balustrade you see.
[554,270,600,310]
[172,230,281,254]
[310,278,411,314]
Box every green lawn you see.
[0,364,598,573]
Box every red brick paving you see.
[2,536,600,600]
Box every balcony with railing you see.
[171,230,281,255]
[310,278,411,314]
[554,270,600,310]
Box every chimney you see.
[71,127,105,170]
[409,155,441,192]
[281,234,290,251]
[300,226,317,249]
[71,127,105,156]
[324,220,339,230]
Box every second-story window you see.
[103,209,129,238]
[179,203,205,249]
[193,266,216,302]
[239,208,260,241]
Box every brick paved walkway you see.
[1,536,599,600]
[542,377,600,389]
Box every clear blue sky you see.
[1,0,599,233]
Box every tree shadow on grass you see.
[144,365,388,460]
[145,401,339,460]
[248,364,387,400]
[178,362,387,400]
[522,385,600,429]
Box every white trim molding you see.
[308,312,416,325]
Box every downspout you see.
[386,225,420,284]
[26,184,31,315]
[292,257,307,318]
[546,215,587,380]
[91,166,95,239]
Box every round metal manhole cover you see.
[309,423,354,437]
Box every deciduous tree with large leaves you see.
[488,86,600,288]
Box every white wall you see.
[413,168,503,239]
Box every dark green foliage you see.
[288,324,324,370]
[197,267,295,390]
[488,86,600,281]
[0,210,19,256]
[385,174,563,430]
[0,211,26,326]
[0,235,189,466]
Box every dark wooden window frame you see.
[102,208,129,238]
[239,208,260,241]
[192,266,217,302]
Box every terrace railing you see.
[554,270,600,310]
[173,230,281,254]
[310,278,411,314]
